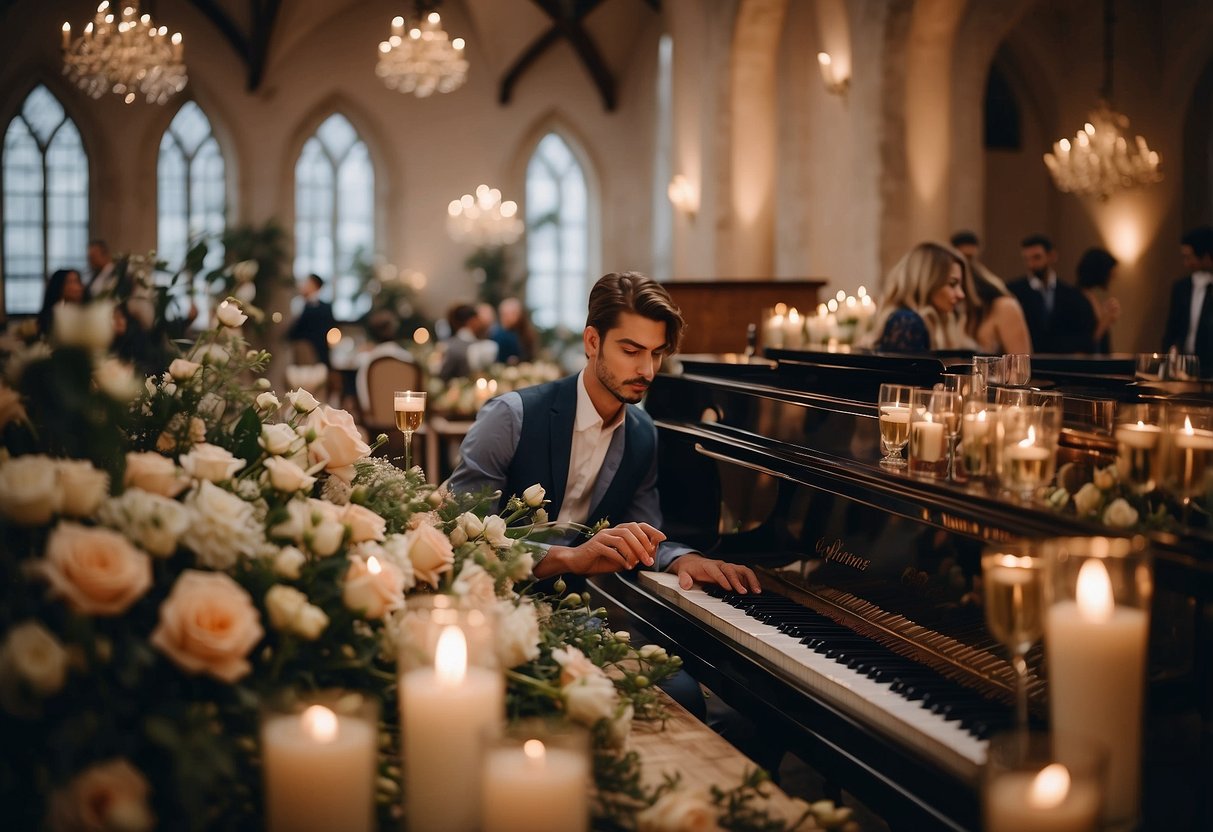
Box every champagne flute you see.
[877,383,915,467]
[981,546,1046,732]
[394,391,427,472]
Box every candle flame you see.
[367,555,382,575]
[1027,763,1071,809]
[1076,558,1114,623]
[301,705,339,743]
[1018,425,1037,448]
[1184,415,1194,435]
[523,739,546,763]
[773,302,787,316]
[787,307,800,323]
[435,625,467,686]
[977,409,987,423]
[1136,420,1145,429]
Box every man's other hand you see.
[669,554,761,594]
[535,522,665,577]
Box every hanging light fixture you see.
[1043,0,1160,199]
[62,1,187,105]
[446,185,524,247]
[376,9,468,98]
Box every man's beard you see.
[597,362,649,404]
[1031,266,1049,280]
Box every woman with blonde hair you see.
[862,242,976,351]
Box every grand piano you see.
[590,350,1213,831]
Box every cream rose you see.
[340,503,387,544]
[151,570,263,682]
[309,520,346,557]
[256,391,281,412]
[48,758,155,832]
[482,515,509,548]
[265,585,329,640]
[495,600,540,668]
[452,562,498,607]
[259,423,299,456]
[198,343,230,366]
[1072,482,1104,516]
[563,673,619,726]
[523,483,546,507]
[124,451,187,497]
[216,300,248,328]
[1092,465,1117,491]
[0,620,68,698]
[98,488,190,558]
[56,460,110,518]
[0,454,61,525]
[168,358,201,381]
[638,643,669,662]
[273,545,307,579]
[636,789,721,832]
[306,406,370,482]
[94,358,142,401]
[552,645,602,686]
[40,523,152,616]
[287,388,320,414]
[1103,497,1140,528]
[342,554,406,618]
[263,457,317,493]
[533,508,548,525]
[180,481,265,570]
[405,523,455,588]
[457,512,485,539]
[508,549,535,581]
[180,443,246,483]
[52,301,114,352]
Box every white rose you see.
[271,500,310,542]
[495,601,540,668]
[273,545,307,579]
[310,520,346,558]
[256,391,281,411]
[48,758,155,832]
[197,392,227,423]
[0,454,61,525]
[552,645,602,686]
[216,300,248,328]
[1072,482,1104,516]
[533,508,548,525]
[233,260,259,283]
[151,570,263,682]
[259,423,299,456]
[563,673,619,726]
[343,554,405,618]
[405,523,455,588]
[179,443,246,483]
[457,512,485,539]
[124,451,187,497]
[287,388,321,414]
[1103,497,1140,528]
[523,483,546,507]
[340,503,386,544]
[52,301,114,352]
[508,549,535,581]
[306,406,370,482]
[94,358,142,401]
[40,523,152,616]
[1092,465,1116,491]
[452,562,498,607]
[168,358,201,381]
[180,481,265,570]
[294,604,329,640]
[263,457,317,493]
[198,343,230,365]
[638,643,669,662]
[448,526,469,547]
[482,515,509,548]
[377,535,417,591]
[98,488,190,557]
[0,621,68,698]
[56,460,110,518]
[636,789,721,832]
[265,585,329,640]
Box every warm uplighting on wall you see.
[816,52,849,96]
[667,174,699,220]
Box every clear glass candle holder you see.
[877,383,916,467]
[983,730,1106,832]
[908,388,957,480]
[481,719,591,832]
[1002,353,1032,387]
[959,400,998,483]
[973,355,1005,400]
[1041,537,1152,830]
[997,404,1061,501]
[1161,404,1213,510]
[261,690,379,832]
[1114,402,1163,495]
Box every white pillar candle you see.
[263,704,377,832]
[985,764,1101,832]
[1114,421,1160,450]
[401,625,504,832]
[395,394,425,412]
[763,313,785,349]
[482,739,589,832]
[911,418,944,462]
[784,307,804,348]
[1046,559,1148,826]
[1174,425,1213,450]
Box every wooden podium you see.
[661,280,827,355]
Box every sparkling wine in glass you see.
[982,548,1045,731]
[878,383,915,467]
[394,391,427,472]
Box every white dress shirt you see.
[1027,270,1058,316]
[1186,271,1212,355]
[557,370,626,524]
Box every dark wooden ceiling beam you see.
[184,0,280,92]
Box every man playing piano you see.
[448,271,761,594]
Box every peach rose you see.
[56,459,110,518]
[263,457,317,493]
[124,452,187,498]
[342,554,405,618]
[151,570,263,683]
[40,523,152,616]
[306,405,370,482]
[48,758,155,832]
[179,443,246,483]
[340,503,386,544]
[552,645,602,686]
[404,523,455,588]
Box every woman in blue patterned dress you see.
[861,242,976,352]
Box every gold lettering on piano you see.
[814,537,871,572]
[935,511,1014,543]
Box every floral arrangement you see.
[0,301,850,830]
[1045,462,1176,532]
[204,221,293,328]
[428,360,563,417]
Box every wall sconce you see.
[816,52,849,96]
[667,174,699,220]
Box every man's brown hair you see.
[585,271,685,354]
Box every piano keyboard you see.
[638,571,999,780]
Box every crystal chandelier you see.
[1043,0,1160,198]
[62,2,187,105]
[447,185,524,247]
[376,12,468,98]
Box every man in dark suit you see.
[1007,234,1096,353]
[287,274,336,366]
[448,271,759,592]
[1162,226,1213,371]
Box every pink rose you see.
[340,503,386,544]
[124,452,187,498]
[40,523,152,616]
[150,570,263,683]
[306,406,370,482]
[48,758,155,832]
[404,523,455,588]
[342,554,405,618]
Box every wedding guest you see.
[1007,234,1095,353]
[85,239,116,298]
[36,268,85,336]
[439,303,496,380]
[1162,225,1213,369]
[862,242,975,352]
[1075,247,1121,355]
[950,231,1032,354]
[491,297,536,364]
[287,274,337,367]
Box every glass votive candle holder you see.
[908,388,956,479]
[1114,402,1163,494]
[1003,353,1032,387]
[959,400,998,482]
[481,719,591,832]
[1162,404,1213,507]
[983,730,1105,832]
[1041,536,1152,830]
[998,404,1061,501]
[261,690,379,832]
[398,596,504,832]
[973,355,1005,400]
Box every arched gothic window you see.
[294,113,374,321]
[525,132,589,331]
[158,100,226,318]
[2,85,89,315]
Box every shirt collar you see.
[575,370,626,434]
[1193,271,1213,288]
[1028,270,1057,292]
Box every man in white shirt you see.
[85,239,116,298]
[1162,226,1213,371]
